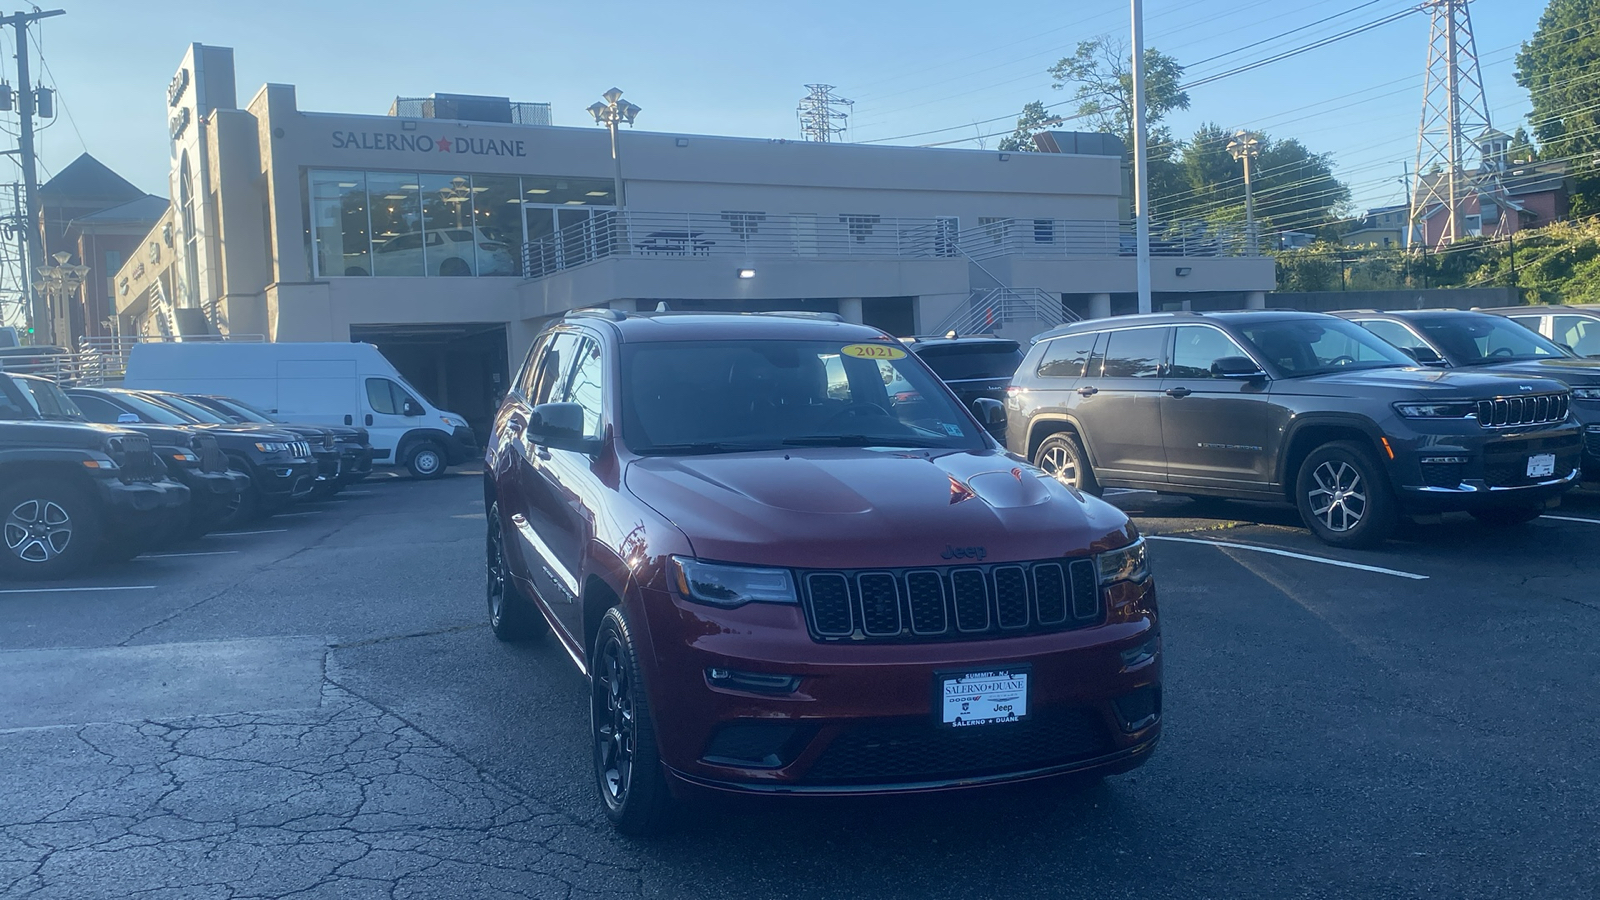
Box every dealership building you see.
[115,44,1274,432]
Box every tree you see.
[1048,38,1190,149]
[998,101,1057,152]
[1516,0,1600,210]
[1509,127,1537,163]
[1164,123,1350,230]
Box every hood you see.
[117,423,196,447]
[624,447,1136,569]
[194,423,302,441]
[1465,357,1600,385]
[0,419,129,448]
[1290,366,1572,397]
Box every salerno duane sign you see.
[331,131,527,157]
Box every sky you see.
[17,0,1549,218]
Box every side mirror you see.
[972,397,1006,426]
[1211,356,1265,379]
[401,399,422,417]
[528,401,601,454]
[1400,345,1445,365]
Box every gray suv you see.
[1004,311,1584,547]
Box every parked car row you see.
[0,371,375,579]
[943,306,1598,549]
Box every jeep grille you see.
[1476,393,1568,428]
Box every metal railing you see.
[959,218,1257,261]
[934,287,1080,337]
[522,210,957,278]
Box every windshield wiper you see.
[633,441,777,456]
[783,434,950,448]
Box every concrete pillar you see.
[1246,290,1266,310]
[838,297,864,324]
[1089,293,1112,319]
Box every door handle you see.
[535,446,551,461]
[344,414,353,426]
[1076,386,1099,397]
[365,414,373,426]
[1166,387,1193,398]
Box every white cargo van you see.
[123,342,478,478]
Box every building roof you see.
[69,194,169,228]
[38,153,148,203]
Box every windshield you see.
[149,393,233,424]
[620,339,987,454]
[1235,318,1415,376]
[0,375,36,419]
[1414,315,1569,364]
[10,376,84,420]
[915,342,1024,381]
[207,396,276,423]
[110,391,196,425]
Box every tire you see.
[1294,441,1397,549]
[592,607,673,837]
[486,503,548,641]
[1470,506,1545,527]
[439,257,472,277]
[406,441,447,480]
[1033,432,1101,496]
[214,476,259,531]
[0,482,103,580]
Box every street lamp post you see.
[34,251,89,348]
[1227,131,1263,255]
[587,88,642,208]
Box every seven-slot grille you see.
[1476,393,1568,428]
[115,434,163,483]
[192,434,227,473]
[288,440,312,459]
[801,559,1100,643]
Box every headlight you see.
[254,441,289,453]
[440,415,464,428]
[1571,388,1600,401]
[1096,537,1150,586]
[103,437,127,467]
[1393,401,1476,418]
[669,557,797,608]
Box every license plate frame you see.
[934,665,1031,729]
[1527,453,1557,478]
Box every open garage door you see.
[349,323,508,443]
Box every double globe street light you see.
[35,251,89,346]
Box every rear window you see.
[915,342,1024,381]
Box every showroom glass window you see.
[367,174,424,277]
[309,171,371,277]
[473,176,522,276]
[421,174,477,276]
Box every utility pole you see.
[1411,0,1489,249]
[797,84,853,142]
[2,8,65,345]
[1130,0,1152,314]
[1228,131,1262,255]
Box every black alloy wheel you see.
[0,483,101,580]
[591,607,672,836]
[1034,432,1101,496]
[407,441,446,479]
[486,503,547,641]
[1295,441,1397,548]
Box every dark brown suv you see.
[484,309,1161,834]
[1005,311,1584,547]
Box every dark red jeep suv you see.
[484,309,1161,834]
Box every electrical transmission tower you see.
[797,84,853,142]
[1410,0,1491,247]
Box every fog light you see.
[273,467,293,477]
[1587,425,1600,433]
[1112,685,1162,733]
[1120,635,1159,670]
[701,721,812,769]
[706,668,802,694]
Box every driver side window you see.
[365,378,417,416]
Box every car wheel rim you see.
[1308,460,1367,533]
[415,451,440,474]
[4,499,72,563]
[594,633,634,805]
[486,518,506,625]
[1040,443,1079,488]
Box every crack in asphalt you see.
[0,681,643,899]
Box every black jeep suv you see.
[179,393,375,488]
[0,373,189,577]
[1005,311,1584,547]
[1335,309,1600,481]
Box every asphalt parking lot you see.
[2,471,1598,899]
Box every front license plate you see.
[938,667,1029,728]
[1527,453,1556,478]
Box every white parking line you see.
[135,550,240,559]
[1542,514,1600,525]
[0,585,157,594]
[1146,535,1429,580]
[204,529,290,537]
[339,491,373,495]
[271,511,323,518]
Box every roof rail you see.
[751,311,844,322]
[568,307,628,322]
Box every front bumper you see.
[445,426,479,465]
[176,468,248,517]
[1387,419,1584,510]
[1585,426,1600,480]
[311,449,342,484]
[635,578,1161,797]
[94,476,190,516]
[255,458,316,503]
[337,443,374,480]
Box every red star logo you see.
[437,137,451,152]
